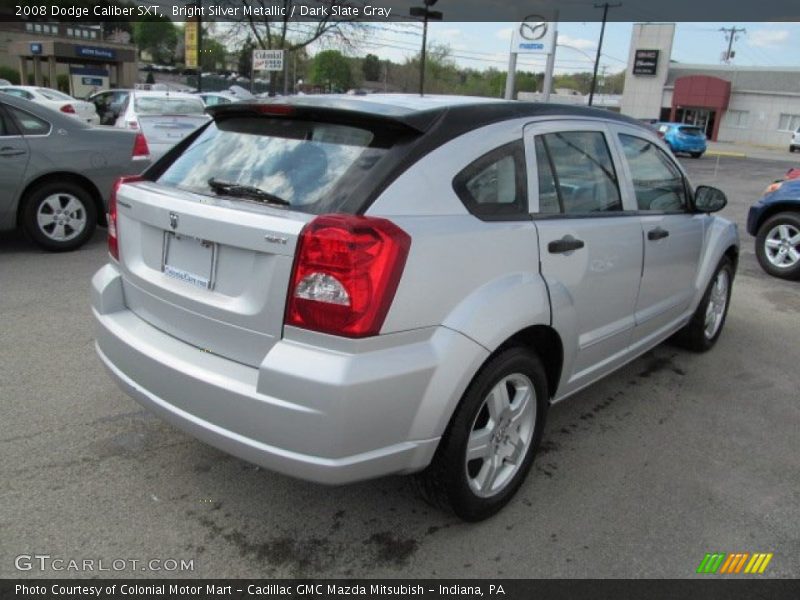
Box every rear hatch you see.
[114,108,411,366]
[133,94,210,152]
[138,114,210,149]
[678,126,706,141]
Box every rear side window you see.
[8,106,50,135]
[157,117,389,214]
[452,141,528,220]
[534,131,622,214]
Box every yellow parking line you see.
[705,150,747,158]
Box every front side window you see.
[534,131,622,214]
[452,141,528,219]
[618,134,687,212]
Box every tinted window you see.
[8,107,50,135]
[453,141,528,220]
[619,134,687,211]
[535,131,622,214]
[2,89,34,100]
[158,117,387,214]
[533,137,560,214]
[36,88,73,101]
[0,106,19,136]
[678,126,704,138]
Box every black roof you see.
[207,94,649,136]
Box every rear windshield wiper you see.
[207,178,290,206]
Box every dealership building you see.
[621,23,800,147]
[0,18,137,97]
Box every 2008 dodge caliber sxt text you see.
[92,95,739,521]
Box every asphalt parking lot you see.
[1,155,798,579]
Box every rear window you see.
[36,88,73,101]
[156,117,389,214]
[134,96,205,115]
[678,126,705,137]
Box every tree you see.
[201,37,228,72]
[133,17,178,64]
[239,38,256,77]
[309,50,352,92]
[362,53,381,82]
[224,0,369,53]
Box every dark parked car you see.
[747,172,800,279]
[87,89,131,125]
[0,93,150,251]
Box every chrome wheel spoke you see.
[486,381,510,422]
[51,222,67,241]
[788,233,800,246]
[778,225,791,241]
[475,454,499,492]
[466,428,492,462]
[37,213,56,228]
[42,196,63,213]
[765,238,782,249]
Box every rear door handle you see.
[0,147,26,157]
[647,227,670,241]
[548,236,585,254]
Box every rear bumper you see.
[92,264,487,484]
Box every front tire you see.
[691,152,703,158]
[673,257,734,352]
[755,212,800,280]
[21,181,97,252]
[414,347,549,521]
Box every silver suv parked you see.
[92,95,739,521]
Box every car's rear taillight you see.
[60,104,76,114]
[108,176,143,261]
[285,215,411,338]
[132,132,150,160]
[127,120,139,130]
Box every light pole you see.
[410,0,442,96]
[588,2,621,106]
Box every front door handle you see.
[0,147,26,157]
[548,236,585,254]
[647,227,670,241]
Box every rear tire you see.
[673,257,733,352]
[691,152,703,158]
[414,346,549,521]
[755,212,800,280]
[21,181,97,252]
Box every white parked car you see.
[114,90,210,160]
[790,126,800,153]
[93,95,739,521]
[0,86,99,125]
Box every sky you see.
[321,21,800,75]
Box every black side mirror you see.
[694,185,727,213]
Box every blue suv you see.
[655,122,707,158]
[747,174,800,280]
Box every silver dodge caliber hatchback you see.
[92,95,739,521]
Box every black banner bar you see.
[2,580,800,600]
[3,0,800,23]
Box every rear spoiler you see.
[206,101,439,135]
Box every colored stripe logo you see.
[697,552,773,574]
